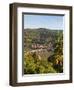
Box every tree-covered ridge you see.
[24,28,63,74]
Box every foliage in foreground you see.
[24,52,56,74]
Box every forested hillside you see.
[24,28,63,74]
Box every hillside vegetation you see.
[24,28,63,74]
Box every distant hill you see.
[24,28,63,31]
[24,28,63,50]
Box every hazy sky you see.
[24,14,64,30]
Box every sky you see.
[24,14,64,30]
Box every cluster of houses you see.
[24,41,54,52]
[31,44,47,49]
[31,42,53,51]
